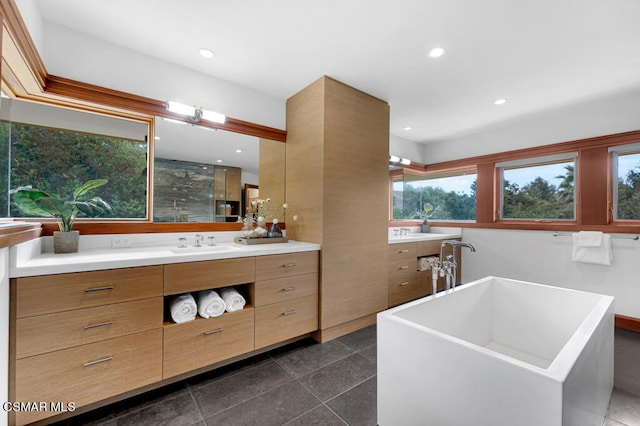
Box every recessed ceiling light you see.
[235,149,242,153]
[404,126,412,131]
[216,159,223,163]
[154,136,160,140]
[428,47,446,58]
[494,98,507,105]
[199,48,215,58]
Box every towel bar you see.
[552,232,639,240]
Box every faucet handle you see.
[177,237,187,248]
[207,235,217,246]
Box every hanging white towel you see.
[170,293,197,323]
[576,231,603,247]
[197,290,227,318]
[219,287,246,312]
[572,232,612,266]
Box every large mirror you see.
[0,97,286,224]
[0,97,150,220]
[153,117,285,223]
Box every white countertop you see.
[10,233,320,277]
[387,226,462,244]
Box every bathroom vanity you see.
[8,236,319,425]
[387,231,462,307]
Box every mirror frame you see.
[0,0,286,235]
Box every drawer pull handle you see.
[204,328,224,335]
[282,287,297,292]
[84,321,114,330]
[84,286,115,293]
[398,249,409,253]
[282,263,297,268]
[398,265,409,270]
[282,309,297,316]
[399,281,410,287]
[83,356,113,367]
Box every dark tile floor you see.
[52,326,639,426]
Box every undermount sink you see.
[170,245,240,254]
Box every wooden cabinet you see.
[163,308,255,378]
[11,266,164,425]
[254,252,319,349]
[388,243,418,307]
[285,77,389,341]
[388,238,463,307]
[10,250,319,425]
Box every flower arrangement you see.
[242,197,287,238]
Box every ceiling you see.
[24,0,640,143]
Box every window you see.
[1,98,149,220]
[611,144,640,220]
[498,153,576,220]
[392,170,476,221]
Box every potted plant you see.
[12,179,113,253]
[413,202,434,233]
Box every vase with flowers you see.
[241,197,288,240]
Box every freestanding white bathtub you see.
[377,276,614,426]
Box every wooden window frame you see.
[390,130,640,235]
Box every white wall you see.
[13,5,286,130]
[422,86,640,164]
[0,248,8,426]
[461,228,640,318]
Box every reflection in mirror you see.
[153,117,286,223]
[0,97,149,219]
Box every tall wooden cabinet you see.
[285,76,390,341]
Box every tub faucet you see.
[432,240,476,295]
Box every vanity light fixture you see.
[199,48,215,59]
[165,101,226,124]
[429,47,446,58]
[389,155,412,166]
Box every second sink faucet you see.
[194,234,204,247]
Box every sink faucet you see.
[432,240,476,296]
[194,234,204,247]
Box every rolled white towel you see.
[197,290,226,319]
[219,287,246,312]
[170,293,197,323]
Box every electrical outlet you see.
[112,237,132,248]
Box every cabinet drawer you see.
[416,269,447,298]
[16,266,164,318]
[16,297,163,359]
[163,308,254,378]
[417,238,460,257]
[15,329,162,425]
[388,276,418,307]
[255,251,318,281]
[164,257,255,295]
[388,258,417,278]
[255,294,318,349]
[388,242,417,262]
[254,273,318,307]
